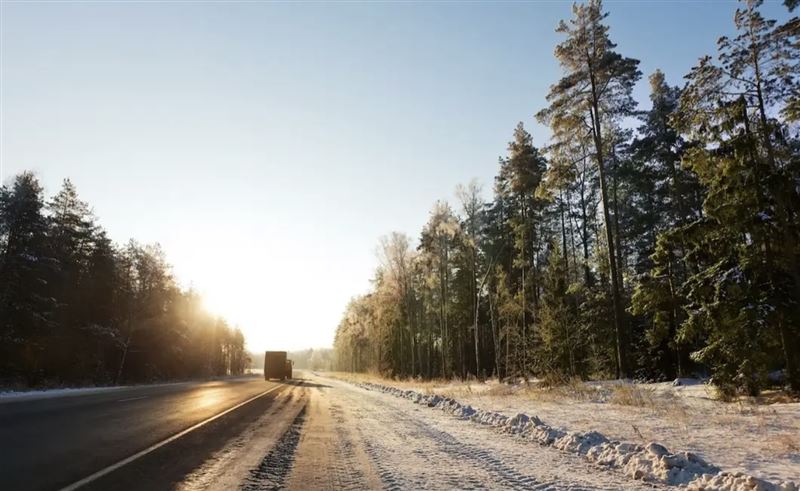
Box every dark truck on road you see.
[264,351,293,380]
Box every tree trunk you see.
[588,64,628,379]
[489,286,500,379]
[560,190,569,273]
[520,199,528,378]
[579,160,593,287]
[473,245,480,378]
[115,311,134,385]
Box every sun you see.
[167,234,339,354]
[200,281,264,344]
[168,246,268,351]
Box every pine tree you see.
[377,232,416,377]
[495,123,547,378]
[536,0,641,378]
[482,178,516,378]
[511,124,544,376]
[455,180,485,378]
[628,72,705,379]
[0,173,55,382]
[45,179,103,378]
[419,202,461,378]
[536,242,584,379]
[663,0,800,393]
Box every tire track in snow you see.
[360,401,555,490]
[326,403,373,489]
[337,384,549,490]
[240,404,306,490]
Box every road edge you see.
[60,384,284,491]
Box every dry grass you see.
[323,371,785,437]
[657,393,692,429]
[608,384,657,407]
[755,390,800,405]
[486,383,516,397]
[513,378,603,404]
[603,384,692,430]
[323,371,379,385]
[774,434,800,455]
[323,371,475,396]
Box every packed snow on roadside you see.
[0,374,259,402]
[344,377,799,491]
[0,385,128,401]
[405,376,799,487]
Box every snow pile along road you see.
[356,381,799,491]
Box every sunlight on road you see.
[191,389,225,411]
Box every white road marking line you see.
[116,396,147,402]
[60,384,284,491]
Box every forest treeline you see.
[334,0,800,396]
[288,348,334,371]
[248,348,333,371]
[0,174,248,387]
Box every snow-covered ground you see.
[326,373,799,489]
[36,371,787,489]
[0,385,130,401]
[182,372,660,490]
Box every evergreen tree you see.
[45,180,103,378]
[0,173,55,382]
[419,202,461,378]
[455,180,485,378]
[663,0,800,393]
[377,232,416,377]
[628,72,705,379]
[327,0,799,394]
[0,172,250,386]
[536,0,641,378]
[535,242,584,379]
[496,123,548,378]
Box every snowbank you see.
[0,374,259,402]
[0,385,127,401]
[355,381,799,491]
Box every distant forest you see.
[249,349,334,371]
[288,348,333,370]
[0,175,248,388]
[334,0,800,396]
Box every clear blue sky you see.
[0,0,792,351]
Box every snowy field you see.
[325,373,799,489]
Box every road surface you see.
[0,372,657,490]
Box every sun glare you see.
[198,277,267,350]
[172,240,312,353]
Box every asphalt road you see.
[0,376,286,491]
